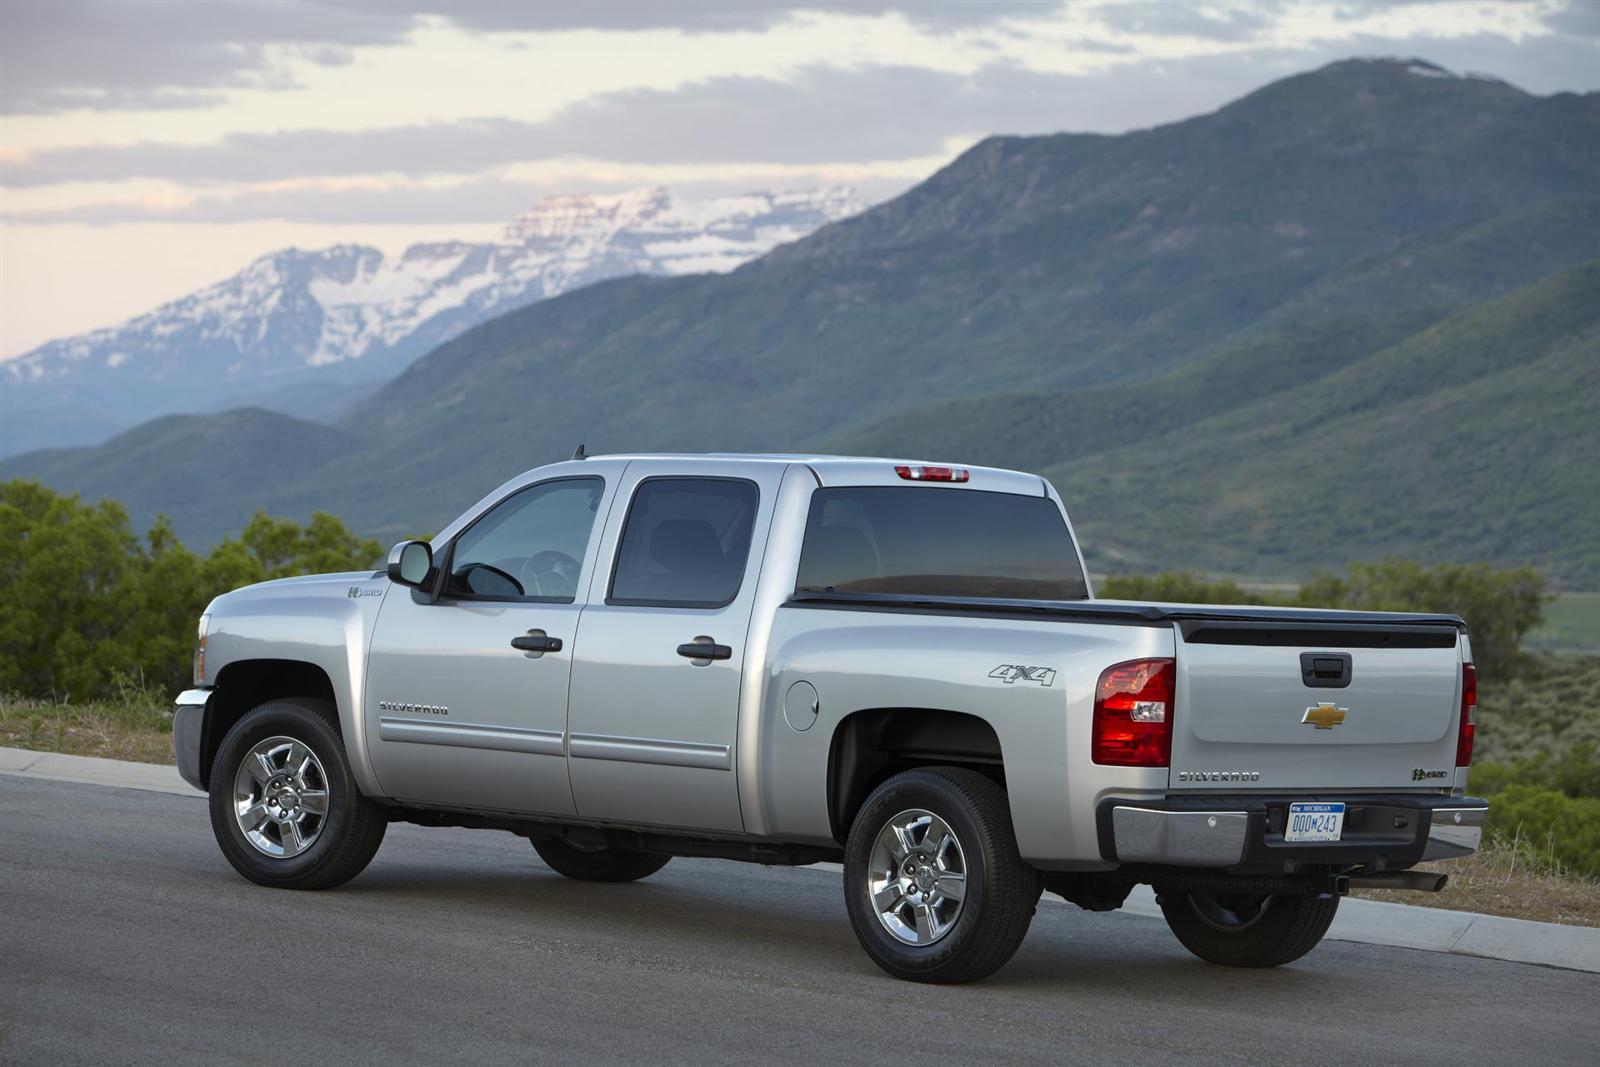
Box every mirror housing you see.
[386,540,434,589]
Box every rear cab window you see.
[795,486,1088,601]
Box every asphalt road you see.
[4,776,1597,1066]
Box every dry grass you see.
[1353,838,1600,927]
[0,692,175,765]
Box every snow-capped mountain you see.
[5,186,865,401]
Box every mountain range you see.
[0,186,864,455]
[5,59,1598,586]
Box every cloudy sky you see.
[1,0,1597,358]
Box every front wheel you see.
[208,698,388,890]
[1157,888,1338,967]
[843,767,1041,984]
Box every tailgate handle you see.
[1301,652,1352,689]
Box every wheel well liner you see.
[826,708,1004,842]
[199,659,338,789]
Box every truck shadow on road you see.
[318,847,1476,1004]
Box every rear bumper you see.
[1098,794,1488,874]
[172,688,212,791]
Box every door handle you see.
[676,637,732,662]
[511,630,562,653]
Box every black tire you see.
[532,838,671,882]
[208,697,388,890]
[843,767,1041,984]
[1157,888,1338,967]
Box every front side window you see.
[609,478,759,608]
[445,477,605,600]
[795,486,1088,601]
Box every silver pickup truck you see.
[174,453,1486,983]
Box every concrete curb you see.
[2,746,195,797]
[5,746,1597,973]
[1120,886,1600,973]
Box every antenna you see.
[572,443,587,460]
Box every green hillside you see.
[4,59,1598,585]
[1050,262,1600,584]
[4,408,355,546]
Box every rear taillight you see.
[894,464,968,482]
[1092,658,1176,766]
[1456,662,1477,767]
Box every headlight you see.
[194,613,211,685]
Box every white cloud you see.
[0,0,1595,358]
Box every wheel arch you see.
[826,707,1005,843]
[198,659,339,790]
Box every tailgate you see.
[1169,619,1466,793]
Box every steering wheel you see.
[453,561,524,597]
[523,550,581,598]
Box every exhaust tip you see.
[1347,870,1450,893]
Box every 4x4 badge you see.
[989,665,1056,686]
[1302,702,1348,729]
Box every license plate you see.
[1285,802,1345,843]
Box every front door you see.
[566,466,781,832]
[364,475,609,814]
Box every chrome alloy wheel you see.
[232,736,329,858]
[867,808,968,946]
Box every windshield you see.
[795,486,1088,601]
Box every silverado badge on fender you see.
[1301,702,1349,729]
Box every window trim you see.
[605,475,762,610]
[432,475,608,605]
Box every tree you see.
[0,480,385,701]
[226,509,382,581]
[0,481,140,698]
[1296,559,1546,681]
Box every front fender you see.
[203,573,390,796]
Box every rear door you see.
[1168,620,1466,793]
[566,463,783,832]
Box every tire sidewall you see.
[208,700,360,886]
[1159,888,1337,967]
[844,771,996,975]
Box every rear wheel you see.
[208,698,387,890]
[531,838,671,882]
[1157,888,1338,967]
[843,767,1041,984]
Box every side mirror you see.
[387,540,433,589]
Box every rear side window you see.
[795,487,1088,601]
[609,478,760,608]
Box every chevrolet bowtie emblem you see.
[1302,703,1348,729]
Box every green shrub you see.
[1479,783,1600,878]
[1097,572,1266,605]
[0,480,380,701]
[1474,655,1600,765]
[1297,558,1546,681]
